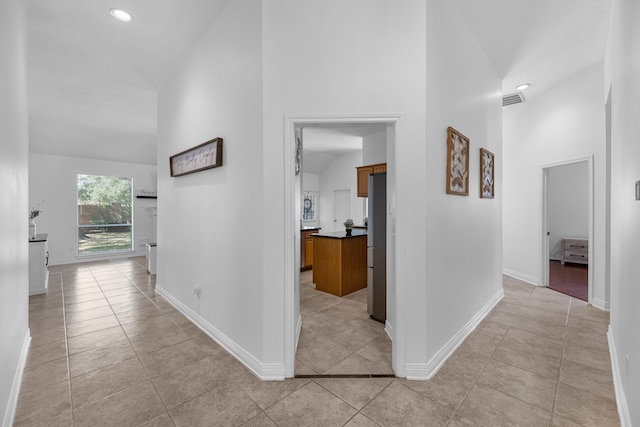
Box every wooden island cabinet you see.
[312,230,367,297]
[301,227,320,271]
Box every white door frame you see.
[283,114,402,378]
[540,156,594,303]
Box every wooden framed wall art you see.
[170,138,223,177]
[446,127,469,196]
[480,148,495,199]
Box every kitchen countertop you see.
[301,226,321,231]
[29,233,48,243]
[312,229,367,239]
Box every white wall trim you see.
[592,297,610,312]
[3,329,30,427]
[608,325,631,427]
[284,114,403,379]
[405,288,504,380]
[385,320,393,341]
[155,285,285,380]
[502,269,540,286]
[295,314,302,351]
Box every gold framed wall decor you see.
[480,148,495,199]
[170,138,223,177]
[446,127,469,196]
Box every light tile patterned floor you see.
[15,258,620,426]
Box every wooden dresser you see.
[561,238,588,265]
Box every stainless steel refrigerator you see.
[367,172,386,323]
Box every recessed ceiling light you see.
[516,83,531,91]
[110,8,133,23]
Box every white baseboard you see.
[405,288,504,380]
[385,320,393,341]
[608,325,631,427]
[592,297,610,311]
[295,314,302,351]
[3,329,31,427]
[155,285,285,380]
[502,269,540,286]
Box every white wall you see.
[157,0,265,366]
[423,0,503,366]
[607,0,640,424]
[503,65,607,307]
[28,153,157,266]
[0,0,30,424]
[262,0,428,377]
[362,130,387,165]
[319,152,364,231]
[548,162,589,259]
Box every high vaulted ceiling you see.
[26,0,612,166]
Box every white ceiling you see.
[26,1,612,165]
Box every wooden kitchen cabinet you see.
[356,163,386,197]
[301,228,320,270]
[312,231,367,297]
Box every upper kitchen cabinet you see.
[356,163,386,197]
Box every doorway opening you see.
[283,115,401,378]
[541,157,593,302]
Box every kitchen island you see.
[312,230,367,297]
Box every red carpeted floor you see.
[548,260,588,301]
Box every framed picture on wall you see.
[446,127,470,196]
[480,148,495,199]
[170,138,223,177]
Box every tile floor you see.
[15,258,620,426]
[295,270,393,376]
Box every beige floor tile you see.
[66,314,120,338]
[355,335,392,365]
[110,297,157,314]
[323,353,393,375]
[67,325,127,355]
[266,382,357,427]
[25,339,67,368]
[128,325,191,355]
[71,357,148,408]
[170,381,261,427]
[212,351,252,379]
[477,359,557,411]
[315,377,392,410]
[296,330,355,374]
[449,383,551,426]
[29,323,66,347]
[69,339,136,377]
[510,315,567,339]
[139,338,209,377]
[136,413,176,427]
[564,325,609,352]
[553,382,619,427]
[190,333,226,357]
[121,315,177,338]
[295,359,318,375]
[562,340,612,372]
[20,357,69,394]
[503,326,565,358]
[152,357,228,408]
[241,412,278,427]
[567,315,609,335]
[493,337,562,380]
[361,381,451,427]
[73,382,165,427]
[551,415,584,426]
[14,380,71,426]
[65,298,110,314]
[65,305,115,325]
[457,328,504,357]
[64,291,105,305]
[115,304,165,325]
[559,359,615,400]
[235,372,310,410]
[343,413,379,427]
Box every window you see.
[303,191,317,221]
[77,174,133,255]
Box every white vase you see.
[29,219,36,240]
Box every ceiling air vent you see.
[502,91,525,107]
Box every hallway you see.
[15,258,619,426]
